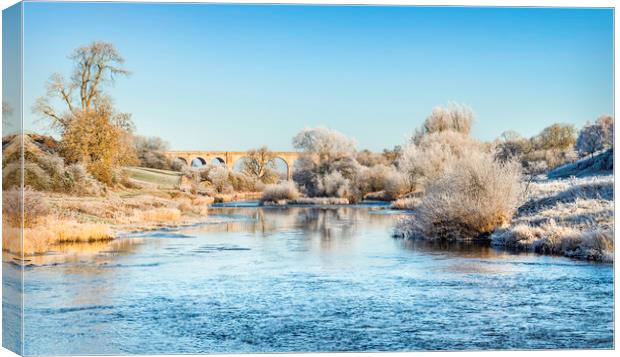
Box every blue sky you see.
[19,2,614,151]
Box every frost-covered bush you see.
[494,135,531,163]
[412,103,474,142]
[534,123,577,151]
[228,170,262,192]
[492,221,613,262]
[320,171,356,199]
[291,127,366,202]
[399,131,487,188]
[357,164,409,200]
[170,158,187,172]
[182,163,263,194]
[292,155,320,196]
[356,150,389,167]
[261,182,300,202]
[207,165,233,193]
[397,152,522,241]
[2,187,50,228]
[495,123,586,174]
[382,170,409,200]
[65,163,105,196]
[134,135,171,170]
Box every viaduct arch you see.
[163,151,304,180]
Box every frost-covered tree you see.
[534,123,576,151]
[291,127,368,202]
[208,165,231,193]
[134,136,170,169]
[576,115,614,157]
[292,127,356,162]
[242,146,278,183]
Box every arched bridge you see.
[163,151,303,180]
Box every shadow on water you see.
[397,239,508,258]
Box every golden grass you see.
[3,186,213,255]
[3,217,112,255]
[132,207,182,222]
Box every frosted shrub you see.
[134,135,170,169]
[382,169,409,200]
[321,171,353,199]
[292,155,320,196]
[401,152,522,241]
[261,182,300,202]
[492,221,614,262]
[291,128,366,202]
[356,150,389,166]
[355,165,408,200]
[37,154,70,190]
[207,165,231,193]
[228,170,261,192]
[413,102,474,142]
[170,158,187,171]
[65,163,105,196]
[2,187,50,228]
[399,131,487,188]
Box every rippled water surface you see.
[3,202,614,354]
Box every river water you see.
[3,202,614,354]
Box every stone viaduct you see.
[163,151,303,180]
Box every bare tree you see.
[34,41,130,131]
[242,146,278,182]
[33,41,136,185]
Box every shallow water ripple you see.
[4,203,612,354]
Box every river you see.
[3,202,614,354]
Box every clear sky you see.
[20,2,613,151]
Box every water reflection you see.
[397,239,508,259]
[190,205,400,242]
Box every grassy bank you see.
[124,166,183,189]
[2,168,216,255]
[491,175,614,262]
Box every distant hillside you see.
[548,148,613,179]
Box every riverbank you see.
[491,174,614,262]
[2,187,217,255]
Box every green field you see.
[124,166,183,189]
